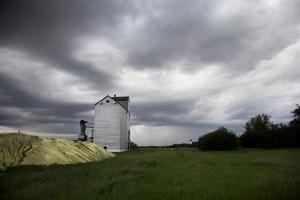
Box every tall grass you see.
[1,148,299,200]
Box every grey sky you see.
[0,0,300,145]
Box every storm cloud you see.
[0,0,300,145]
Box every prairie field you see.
[0,148,299,200]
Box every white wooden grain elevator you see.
[94,95,130,152]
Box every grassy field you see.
[0,148,299,200]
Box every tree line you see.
[198,104,300,150]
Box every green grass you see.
[0,148,300,200]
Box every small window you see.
[106,100,110,103]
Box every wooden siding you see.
[120,108,128,150]
[94,96,129,152]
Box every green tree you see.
[240,114,271,148]
[245,114,272,133]
[289,104,300,146]
[290,104,300,127]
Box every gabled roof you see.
[112,96,129,110]
[112,96,129,101]
[95,95,130,113]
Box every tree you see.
[240,114,271,148]
[289,104,300,146]
[245,114,272,133]
[240,110,300,148]
[290,104,300,127]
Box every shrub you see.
[129,142,138,149]
[198,127,238,150]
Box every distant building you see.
[94,95,130,152]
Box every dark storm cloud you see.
[0,112,16,126]
[0,0,135,88]
[119,0,300,71]
[0,0,135,133]
[0,73,92,129]
[133,100,195,116]
[132,100,195,125]
[131,100,229,129]
[0,0,300,144]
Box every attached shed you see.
[94,95,130,152]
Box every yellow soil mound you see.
[0,133,115,170]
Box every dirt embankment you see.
[0,133,115,170]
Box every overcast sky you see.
[0,0,300,145]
